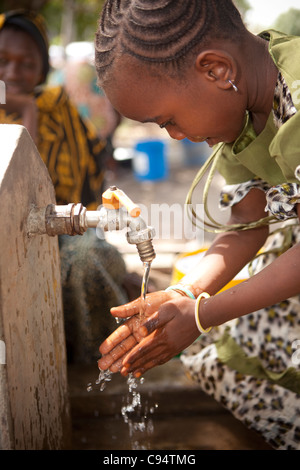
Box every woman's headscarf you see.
[0,9,49,83]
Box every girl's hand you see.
[98,290,176,372]
[98,293,200,376]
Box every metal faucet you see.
[27,186,156,263]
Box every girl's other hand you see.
[98,290,183,372]
[98,293,199,376]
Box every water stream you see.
[87,261,157,449]
[139,261,151,317]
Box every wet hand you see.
[108,289,174,320]
[98,313,147,372]
[99,295,200,377]
[120,296,199,377]
[98,290,183,372]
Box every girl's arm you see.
[182,187,269,296]
[199,203,300,329]
[99,188,270,373]
[119,233,300,378]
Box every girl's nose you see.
[166,127,187,141]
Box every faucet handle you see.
[102,186,141,218]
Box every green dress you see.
[181,31,300,450]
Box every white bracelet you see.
[194,292,212,334]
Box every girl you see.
[95,0,300,448]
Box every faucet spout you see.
[86,206,156,263]
[126,226,156,263]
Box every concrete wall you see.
[0,125,71,449]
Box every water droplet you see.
[85,261,159,449]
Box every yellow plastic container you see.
[171,248,250,293]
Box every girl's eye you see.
[159,120,175,129]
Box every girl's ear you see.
[194,50,237,91]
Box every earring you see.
[228,79,238,92]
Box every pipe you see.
[27,202,156,263]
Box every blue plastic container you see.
[133,140,168,181]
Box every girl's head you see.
[0,10,49,94]
[95,0,250,145]
[95,0,245,82]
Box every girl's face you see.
[104,58,246,146]
[0,27,43,95]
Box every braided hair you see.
[95,0,245,84]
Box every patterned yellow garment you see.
[0,85,106,209]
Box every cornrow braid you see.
[95,0,245,84]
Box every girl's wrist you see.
[165,284,213,333]
[165,284,195,299]
[165,282,211,301]
[194,292,212,334]
[178,283,207,299]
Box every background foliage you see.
[0,0,300,47]
[0,0,105,45]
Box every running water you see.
[87,369,112,392]
[87,260,157,449]
[121,374,158,449]
[139,261,151,317]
